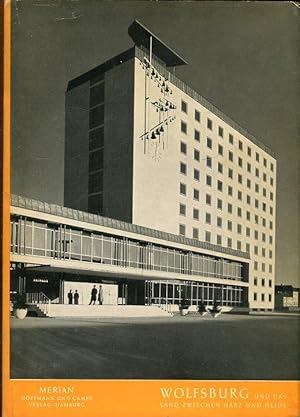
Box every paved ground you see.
[10,314,300,380]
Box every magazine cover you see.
[2,1,300,416]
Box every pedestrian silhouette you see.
[89,285,97,305]
[98,285,103,305]
[74,289,79,305]
[67,290,73,305]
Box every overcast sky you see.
[11,1,299,286]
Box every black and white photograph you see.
[9,1,299,382]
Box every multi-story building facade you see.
[38,20,276,311]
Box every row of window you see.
[10,218,244,281]
[180,142,275,185]
[88,81,105,215]
[186,189,274,218]
[254,277,273,287]
[180,100,275,172]
[180,182,274,217]
[180,160,274,191]
[253,293,272,302]
[178,225,274,257]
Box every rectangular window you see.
[217,180,223,192]
[268,294,272,302]
[218,144,223,155]
[179,204,186,216]
[193,208,199,220]
[269,235,273,244]
[181,121,187,134]
[207,118,213,130]
[238,140,243,150]
[228,203,232,213]
[180,141,187,154]
[227,220,232,231]
[194,149,200,161]
[269,279,272,288]
[237,224,242,234]
[254,277,258,286]
[229,133,233,144]
[261,294,265,302]
[217,217,222,227]
[195,109,201,122]
[205,231,211,243]
[194,129,200,142]
[180,162,187,175]
[247,146,252,157]
[90,83,104,107]
[255,183,259,193]
[270,192,274,201]
[218,162,223,173]
[270,162,274,172]
[206,194,211,205]
[262,232,266,242]
[229,150,233,161]
[207,137,212,149]
[206,175,212,186]
[238,190,242,200]
[256,152,260,162]
[179,224,186,236]
[194,168,200,181]
[228,186,233,196]
[89,105,104,129]
[89,149,104,172]
[247,178,251,188]
[228,168,233,179]
[206,156,212,168]
[227,238,232,248]
[247,162,251,173]
[263,172,267,182]
[193,228,199,239]
[217,198,222,209]
[237,241,242,250]
[181,100,187,113]
[262,202,266,212]
[254,246,258,255]
[263,157,267,167]
[237,207,242,217]
[180,183,186,195]
[89,126,104,151]
[246,211,250,221]
[88,171,103,194]
[270,177,274,186]
[254,230,258,240]
[218,126,223,137]
[238,157,243,167]
[270,206,273,215]
[193,189,199,200]
[238,174,243,184]
[206,213,211,224]
[217,235,222,245]
[254,293,257,301]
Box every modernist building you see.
[64,21,276,311]
[10,21,276,312]
[10,194,248,310]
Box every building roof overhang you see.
[128,20,188,67]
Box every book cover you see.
[2,1,299,416]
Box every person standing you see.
[98,285,103,305]
[89,285,97,305]
[74,290,79,305]
[67,290,73,305]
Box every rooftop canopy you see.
[128,20,188,67]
